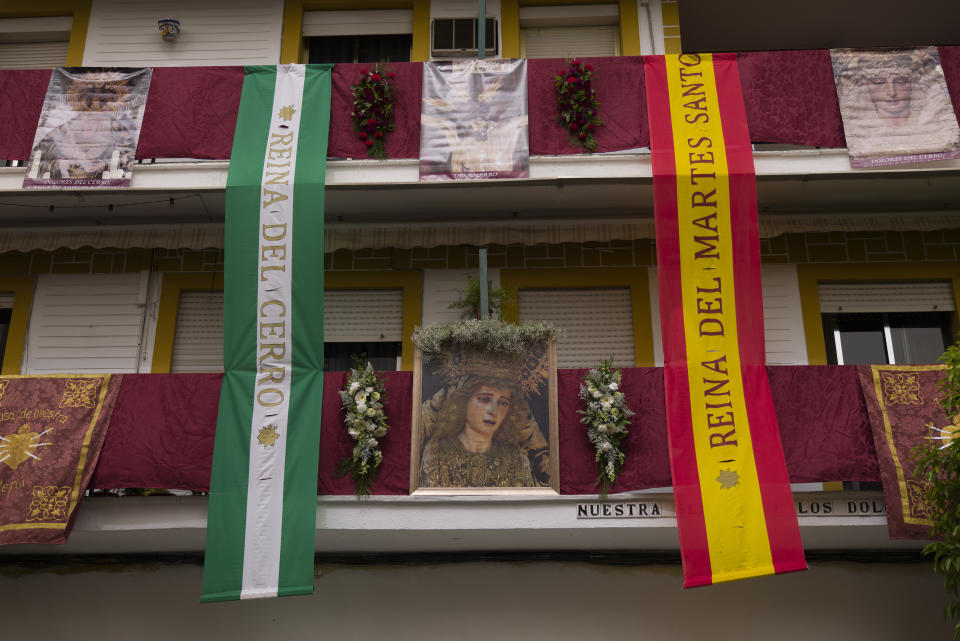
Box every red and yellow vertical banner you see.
[645,53,806,586]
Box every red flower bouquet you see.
[351,67,396,160]
[554,59,601,152]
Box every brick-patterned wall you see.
[0,248,224,275]
[0,232,958,276]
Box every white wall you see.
[1,560,951,640]
[648,264,809,366]
[24,273,148,374]
[82,0,283,66]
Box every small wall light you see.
[158,18,181,42]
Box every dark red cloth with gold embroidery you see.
[0,375,122,546]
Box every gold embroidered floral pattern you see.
[59,378,102,409]
[0,379,8,405]
[26,485,71,521]
[905,479,933,519]
[881,372,923,405]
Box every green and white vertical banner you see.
[201,64,331,602]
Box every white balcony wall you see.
[647,264,808,366]
[24,273,148,374]
[82,0,283,67]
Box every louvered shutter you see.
[519,288,634,368]
[819,282,956,313]
[0,41,68,69]
[325,290,403,342]
[0,293,14,308]
[303,10,413,36]
[171,291,224,373]
[522,26,618,59]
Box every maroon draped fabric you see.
[3,50,959,161]
[90,373,221,491]
[135,66,243,160]
[90,367,879,495]
[937,46,960,122]
[328,62,422,160]
[737,50,846,148]
[527,57,649,155]
[317,370,413,495]
[0,69,51,161]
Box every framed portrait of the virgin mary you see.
[409,331,559,494]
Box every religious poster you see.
[410,340,557,492]
[831,48,960,167]
[0,375,122,545]
[420,59,529,181]
[23,67,153,188]
[857,365,949,540]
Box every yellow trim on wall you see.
[280,0,430,64]
[500,267,654,366]
[151,273,223,374]
[0,0,90,66]
[0,276,35,376]
[327,270,423,371]
[797,263,960,365]
[500,0,520,59]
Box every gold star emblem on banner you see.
[278,105,296,121]
[257,425,280,448]
[717,468,739,489]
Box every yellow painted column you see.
[411,0,431,62]
[280,0,305,64]
[500,0,520,59]
[0,277,35,376]
[65,0,90,65]
[617,0,640,56]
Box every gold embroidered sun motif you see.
[717,468,739,489]
[257,425,280,448]
[0,423,52,471]
[278,105,296,121]
[881,372,923,405]
[59,378,102,409]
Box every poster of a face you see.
[419,59,530,181]
[23,67,153,188]
[831,48,960,167]
[411,341,557,492]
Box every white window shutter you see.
[0,41,69,69]
[519,288,635,368]
[522,26,618,59]
[325,290,403,342]
[171,291,224,373]
[819,282,956,313]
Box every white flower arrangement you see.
[337,359,389,497]
[579,359,635,500]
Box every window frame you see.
[500,266,654,367]
[0,2,90,67]
[500,0,641,58]
[797,263,960,365]
[152,270,423,373]
[0,276,35,376]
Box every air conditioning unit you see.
[431,18,498,57]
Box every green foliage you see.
[914,339,960,638]
[413,319,562,363]
[447,276,513,320]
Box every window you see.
[823,312,952,365]
[303,9,413,64]
[500,267,654,367]
[431,18,498,57]
[0,16,72,70]
[0,277,34,376]
[308,34,411,64]
[518,4,620,59]
[0,307,11,366]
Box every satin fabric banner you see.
[645,53,806,587]
[201,64,330,603]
